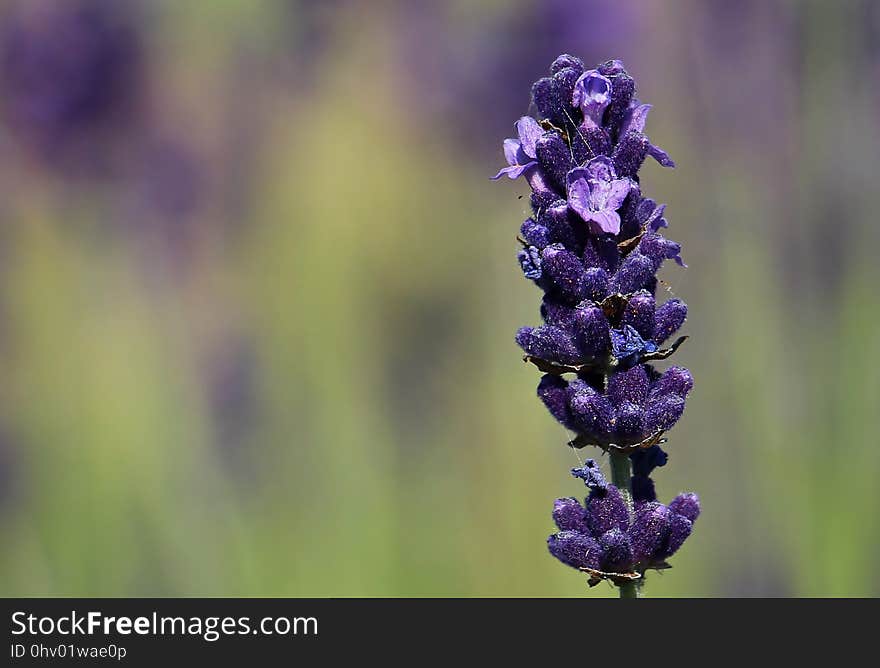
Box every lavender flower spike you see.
[494,55,697,598]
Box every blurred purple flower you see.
[133,135,205,226]
[204,335,259,459]
[393,0,646,156]
[0,0,144,162]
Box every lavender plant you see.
[494,55,700,597]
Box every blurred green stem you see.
[609,450,638,599]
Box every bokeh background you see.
[0,0,878,598]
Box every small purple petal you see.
[566,157,630,235]
[584,155,616,182]
[587,209,622,235]
[644,202,668,233]
[620,102,652,137]
[492,135,541,181]
[515,116,543,159]
[503,137,520,165]
[525,167,554,198]
[566,178,593,220]
[606,178,632,210]
[648,143,675,168]
[491,160,537,181]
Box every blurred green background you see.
[0,0,878,597]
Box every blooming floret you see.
[491,116,543,180]
[566,157,631,234]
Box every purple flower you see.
[517,289,688,371]
[0,0,143,161]
[495,55,698,592]
[537,364,693,447]
[566,157,631,235]
[547,467,700,576]
[620,102,676,168]
[571,69,612,127]
[491,116,543,180]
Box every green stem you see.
[609,450,638,599]
[618,580,638,599]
